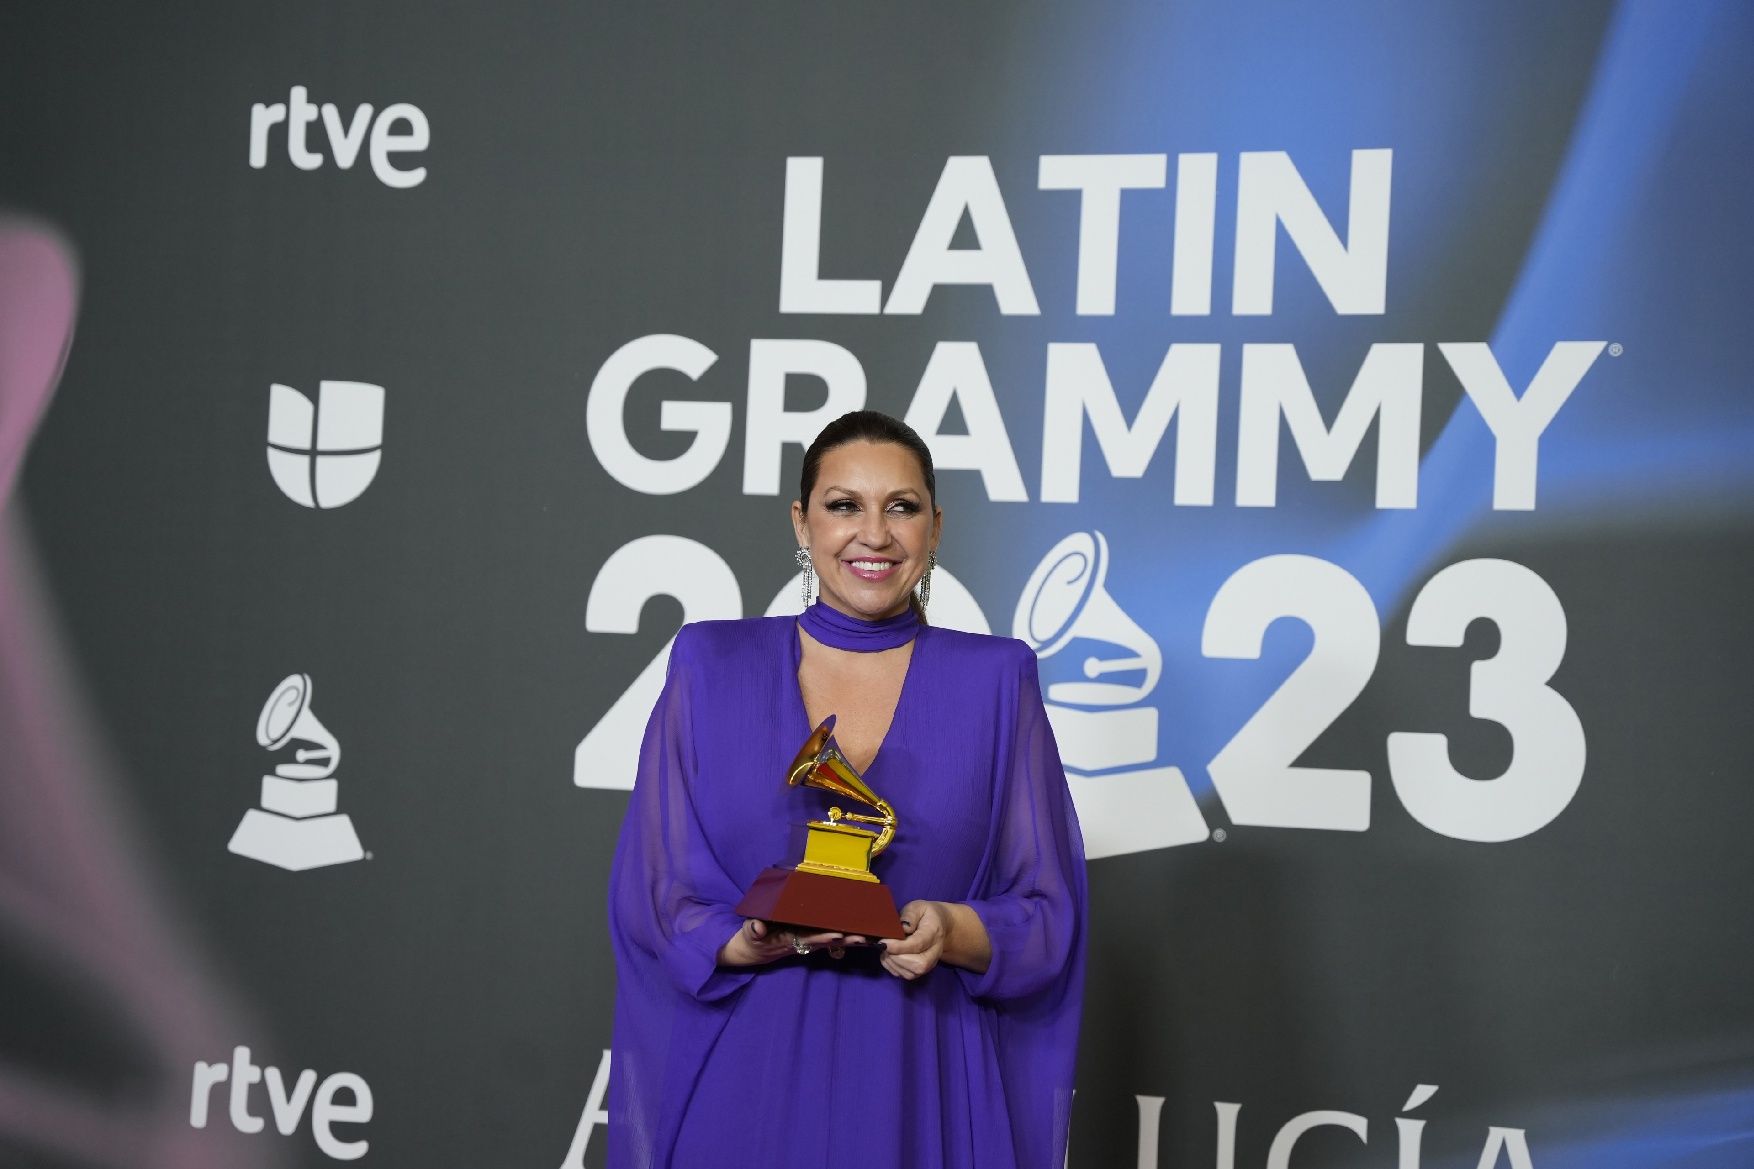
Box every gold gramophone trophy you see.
[734,715,907,940]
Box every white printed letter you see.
[887,157,1039,315]
[265,1066,318,1135]
[587,334,729,495]
[286,86,323,170]
[1388,559,1584,842]
[1442,341,1603,510]
[558,1050,613,1169]
[779,158,882,314]
[904,342,1027,501]
[1037,154,1167,315]
[1236,342,1422,507]
[1041,343,1221,504]
[1267,1111,1367,1169]
[743,339,867,494]
[311,1072,373,1161]
[1234,149,1392,314]
[228,1046,264,1134]
[322,103,374,170]
[369,103,430,189]
[189,1060,228,1128]
[1475,1127,1535,1169]
[249,103,286,169]
[1171,153,1219,316]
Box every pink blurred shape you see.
[0,219,275,1167]
[0,220,76,505]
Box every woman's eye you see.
[888,501,919,515]
[826,499,857,513]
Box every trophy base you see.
[1066,766,1209,858]
[734,866,907,939]
[228,808,364,871]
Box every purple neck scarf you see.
[798,600,919,652]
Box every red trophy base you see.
[735,867,907,939]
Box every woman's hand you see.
[880,900,991,981]
[716,919,865,967]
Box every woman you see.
[608,411,1086,1169]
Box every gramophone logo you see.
[266,381,384,508]
[1015,532,1209,858]
[227,673,366,871]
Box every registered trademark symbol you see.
[1608,342,1624,357]
[365,851,374,861]
[1211,828,1228,843]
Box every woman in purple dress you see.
[608,411,1086,1169]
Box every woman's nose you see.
[859,509,890,546]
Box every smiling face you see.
[792,439,943,622]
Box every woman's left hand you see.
[880,900,993,981]
[880,900,949,981]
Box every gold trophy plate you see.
[734,716,907,940]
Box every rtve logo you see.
[267,381,385,509]
[249,85,429,188]
[190,1046,373,1161]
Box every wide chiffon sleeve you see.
[957,642,1088,1166]
[606,625,756,1168]
[609,624,753,1003]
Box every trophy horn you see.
[256,673,341,779]
[788,716,897,855]
[1012,530,1162,706]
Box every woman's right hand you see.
[716,919,863,966]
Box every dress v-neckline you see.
[790,618,923,779]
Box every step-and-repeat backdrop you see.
[4,3,1752,1167]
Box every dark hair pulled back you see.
[797,410,937,511]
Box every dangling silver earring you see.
[916,550,936,613]
[795,547,814,603]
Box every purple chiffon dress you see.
[607,616,1087,1169]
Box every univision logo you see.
[266,381,384,508]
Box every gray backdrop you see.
[3,3,1752,1167]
